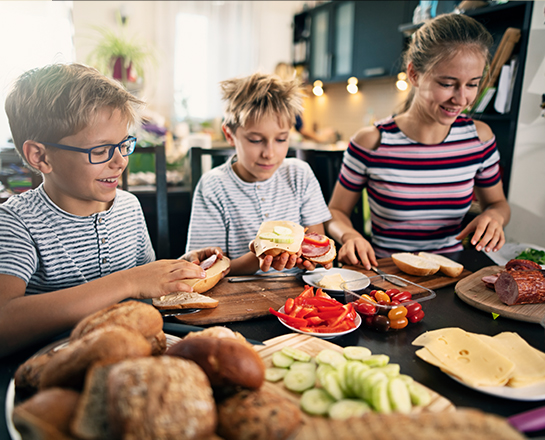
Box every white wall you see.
[505,1,545,247]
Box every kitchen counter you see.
[2,248,544,438]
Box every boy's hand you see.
[129,259,207,299]
[260,251,299,272]
[180,247,224,265]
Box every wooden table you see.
[1,249,544,439]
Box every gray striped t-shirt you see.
[186,156,332,259]
[0,185,155,294]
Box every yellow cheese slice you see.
[476,332,545,388]
[318,273,346,290]
[413,328,514,387]
[253,220,304,258]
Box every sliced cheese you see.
[254,220,304,258]
[413,328,514,387]
[318,273,346,290]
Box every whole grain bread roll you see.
[107,356,217,440]
[70,300,166,354]
[166,336,265,389]
[40,325,152,391]
[12,387,80,440]
[14,352,55,397]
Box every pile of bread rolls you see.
[12,301,302,440]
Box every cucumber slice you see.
[371,377,391,414]
[316,349,347,370]
[345,361,370,397]
[321,371,345,401]
[343,346,372,361]
[362,354,390,368]
[408,383,431,406]
[388,378,412,414]
[273,226,293,236]
[273,235,294,244]
[259,232,279,241]
[373,363,400,378]
[265,367,288,382]
[300,388,335,416]
[290,361,316,372]
[272,351,294,368]
[281,346,311,362]
[316,364,336,386]
[284,368,316,393]
[361,371,387,403]
[398,374,414,386]
[328,399,371,420]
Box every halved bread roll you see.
[180,256,230,294]
[417,252,464,278]
[152,291,219,310]
[391,253,440,276]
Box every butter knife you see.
[371,267,408,287]
[228,274,299,283]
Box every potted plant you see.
[86,17,156,92]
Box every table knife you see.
[371,267,408,287]
[228,274,299,283]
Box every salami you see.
[200,254,218,270]
[301,241,330,258]
[505,259,543,272]
[495,270,545,305]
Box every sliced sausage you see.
[505,259,543,272]
[495,270,545,305]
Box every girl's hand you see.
[337,234,377,270]
[456,212,506,252]
[128,259,206,299]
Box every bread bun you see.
[153,291,219,310]
[107,356,217,440]
[417,252,464,277]
[179,256,230,294]
[70,300,165,354]
[166,336,265,389]
[12,387,80,440]
[305,238,337,265]
[14,352,55,397]
[254,221,305,258]
[391,253,440,276]
[40,325,152,390]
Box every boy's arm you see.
[0,259,206,358]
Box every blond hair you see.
[401,13,493,113]
[220,72,304,133]
[4,63,143,157]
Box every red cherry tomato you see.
[364,316,374,327]
[388,306,408,321]
[355,302,377,316]
[390,299,400,306]
[392,291,412,303]
[408,309,425,323]
[385,288,400,298]
[390,317,409,329]
[404,302,422,318]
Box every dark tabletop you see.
[2,248,544,439]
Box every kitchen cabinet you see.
[303,1,417,82]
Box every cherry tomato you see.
[371,315,390,332]
[385,288,400,298]
[375,291,390,303]
[404,302,422,318]
[355,302,377,316]
[376,302,390,316]
[390,299,400,306]
[390,317,409,329]
[357,294,376,304]
[392,291,412,303]
[408,309,425,323]
[388,306,408,321]
[364,316,374,327]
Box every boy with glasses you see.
[0,63,219,357]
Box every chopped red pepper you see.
[269,307,308,327]
[315,288,331,298]
[284,297,295,315]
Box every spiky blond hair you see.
[220,72,304,132]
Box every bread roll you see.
[70,300,165,355]
[153,291,219,310]
[177,256,230,294]
[391,253,440,276]
[14,352,55,397]
[305,238,337,265]
[166,336,265,389]
[417,252,464,277]
[40,325,152,391]
[107,356,216,440]
[12,387,80,440]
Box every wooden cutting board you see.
[255,333,454,440]
[455,266,545,323]
[174,258,471,325]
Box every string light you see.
[396,72,408,91]
[347,76,358,94]
[312,80,324,96]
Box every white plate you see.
[276,305,361,340]
[6,333,182,440]
[485,242,545,268]
[302,268,369,294]
[446,373,545,401]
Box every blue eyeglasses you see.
[41,136,137,164]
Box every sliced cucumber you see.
[316,349,347,370]
[345,361,370,397]
[328,399,371,420]
[265,367,288,382]
[290,360,316,372]
[274,235,294,244]
[373,363,400,378]
[300,388,335,416]
[361,371,387,403]
[321,371,345,401]
[408,383,431,406]
[362,354,390,368]
[388,378,412,414]
[398,374,414,386]
[316,364,336,386]
[273,225,293,236]
[284,368,316,393]
[259,232,279,241]
[281,346,311,362]
[272,351,294,368]
[371,377,391,414]
[343,346,372,361]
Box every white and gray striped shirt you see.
[186,156,331,260]
[0,185,155,294]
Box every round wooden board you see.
[455,266,545,323]
[256,333,454,440]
